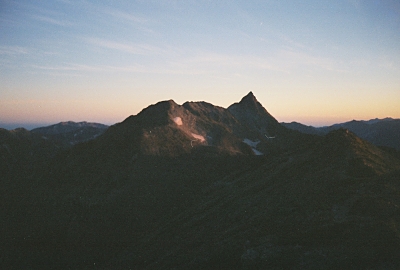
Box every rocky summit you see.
[1,93,400,269]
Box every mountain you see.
[280,121,324,135]
[364,117,395,125]
[89,92,307,159]
[282,118,400,150]
[31,121,108,147]
[228,91,284,137]
[2,93,400,269]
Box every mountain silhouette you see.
[228,91,283,136]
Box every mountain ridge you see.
[31,121,108,135]
[282,118,400,150]
[97,92,298,157]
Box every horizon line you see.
[1,116,397,131]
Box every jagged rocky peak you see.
[236,91,270,115]
[228,92,283,136]
[228,91,272,115]
[238,91,259,108]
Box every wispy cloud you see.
[28,44,348,77]
[32,64,106,72]
[0,46,29,55]
[85,38,163,55]
[30,61,206,76]
[31,15,73,26]
[105,9,148,24]
[31,62,154,74]
[103,9,156,34]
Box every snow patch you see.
[243,138,263,155]
[252,149,264,155]
[173,117,183,126]
[243,138,260,148]
[191,133,205,142]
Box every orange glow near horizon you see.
[1,89,399,128]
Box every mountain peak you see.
[239,91,258,107]
[227,92,285,137]
[245,91,255,98]
[121,99,180,128]
[229,92,272,116]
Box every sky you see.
[1,0,399,129]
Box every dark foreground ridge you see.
[1,93,400,269]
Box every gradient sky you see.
[1,0,399,129]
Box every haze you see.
[1,0,399,129]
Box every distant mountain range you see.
[282,118,400,150]
[1,93,400,269]
[31,121,108,135]
[31,121,108,147]
[3,108,398,152]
